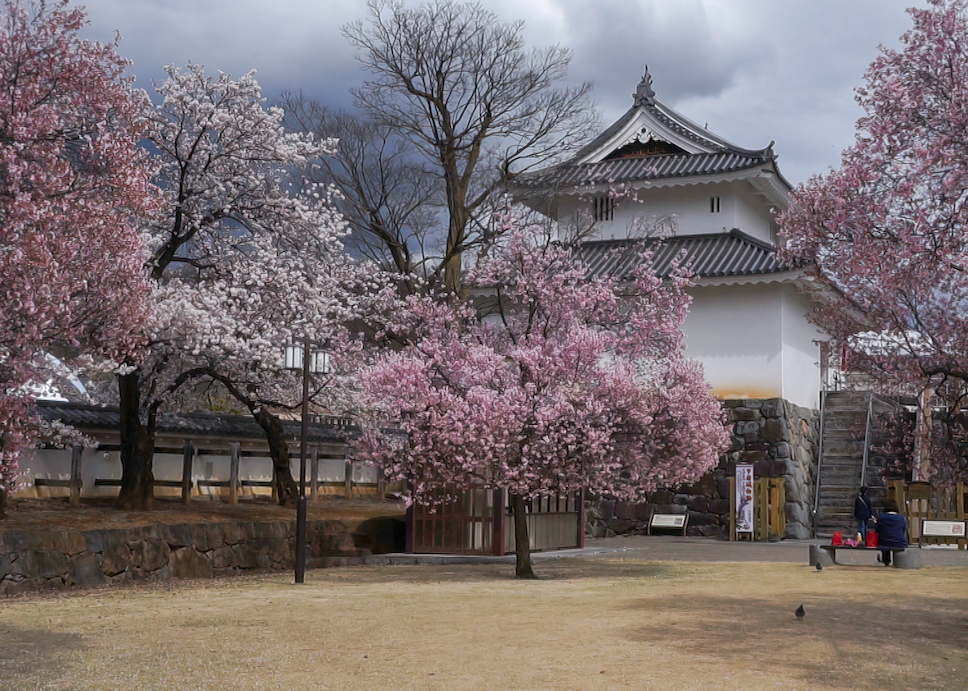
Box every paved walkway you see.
[361,535,968,567]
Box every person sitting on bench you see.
[875,499,907,566]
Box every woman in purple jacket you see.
[875,499,908,566]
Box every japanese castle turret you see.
[517,69,822,410]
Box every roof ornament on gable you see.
[633,67,656,107]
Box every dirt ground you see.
[1,495,405,531]
[1,557,966,691]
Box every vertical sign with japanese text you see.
[735,464,754,534]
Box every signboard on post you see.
[735,464,754,534]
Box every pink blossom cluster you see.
[779,0,968,481]
[358,228,729,505]
[0,1,156,492]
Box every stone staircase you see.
[814,391,896,537]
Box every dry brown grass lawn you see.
[1,558,966,691]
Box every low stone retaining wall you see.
[586,398,820,540]
[0,516,404,596]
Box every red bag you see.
[831,531,843,546]
[866,530,878,547]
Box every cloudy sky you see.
[78,0,922,185]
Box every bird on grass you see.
[795,604,805,621]
[816,562,823,571]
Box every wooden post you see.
[344,457,353,499]
[492,489,506,555]
[728,476,736,541]
[576,488,585,549]
[310,445,319,500]
[181,439,193,505]
[377,462,386,501]
[229,442,240,505]
[69,446,82,505]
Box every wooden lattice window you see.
[593,196,615,222]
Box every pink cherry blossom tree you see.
[0,0,155,516]
[359,226,729,577]
[779,0,968,483]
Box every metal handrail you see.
[860,392,873,488]
[812,390,827,538]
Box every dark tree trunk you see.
[117,371,154,510]
[510,493,536,579]
[251,407,298,506]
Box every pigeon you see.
[795,604,805,621]
[816,562,823,571]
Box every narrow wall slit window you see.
[710,196,721,213]
[593,196,615,222]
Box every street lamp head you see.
[284,342,331,374]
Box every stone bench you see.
[809,544,922,569]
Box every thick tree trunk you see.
[251,408,298,506]
[510,493,536,579]
[116,371,154,510]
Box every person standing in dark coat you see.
[853,486,874,538]
[875,499,908,565]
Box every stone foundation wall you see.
[0,516,404,596]
[585,398,820,540]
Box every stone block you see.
[708,498,730,515]
[84,529,121,554]
[211,547,237,569]
[11,550,69,580]
[649,490,674,505]
[687,496,708,513]
[893,549,923,570]
[686,512,715,527]
[730,408,762,422]
[785,522,811,540]
[634,503,654,521]
[733,421,761,437]
[696,524,724,537]
[192,524,226,552]
[0,530,30,552]
[716,477,730,499]
[760,418,790,443]
[252,522,290,540]
[598,500,616,522]
[160,524,195,549]
[809,544,833,568]
[0,553,11,579]
[169,547,213,579]
[615,501,637,520]
[129,539,170,572]
[607,519,634,534]
[775,442,792,459]
[69,554,107,588]
[760,399,785,418]
[222,522,248,545]
[100,543,130,577]
[785,502,810,527]
[232,544,259,569]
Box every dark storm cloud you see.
[77,0,921,184]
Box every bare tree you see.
[282,95,441,294]
[342,0,598,291]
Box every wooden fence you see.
[888,480,967,549]
[27,440,392,504]
[407,487,583,555]
[729,477,786,541]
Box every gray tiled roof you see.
[516,151,772,190]
[35,401,355,443]
[576,229,791,280]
